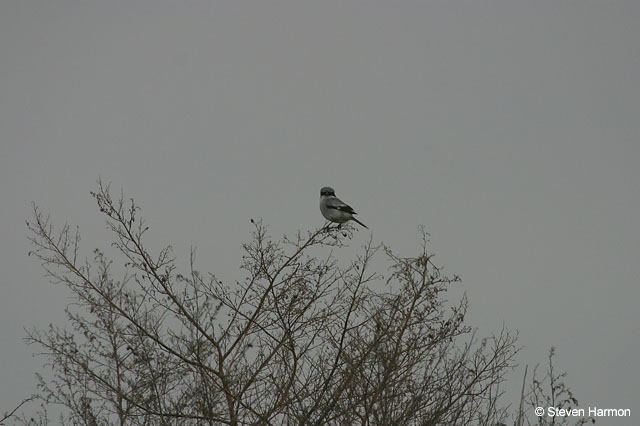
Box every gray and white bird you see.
[319,187,368,229]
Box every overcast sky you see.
[1,1,638,424]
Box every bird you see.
[319,187,368,229]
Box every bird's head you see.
[320,187,336,197]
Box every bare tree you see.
[18,181,573,425]
[522,348,595,426]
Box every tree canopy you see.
[9,182,591,426]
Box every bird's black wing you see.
[326,198,356,214]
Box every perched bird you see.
[319,187,368,229]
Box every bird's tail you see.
[352,217,369,229]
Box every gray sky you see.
[1,1,638,423]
